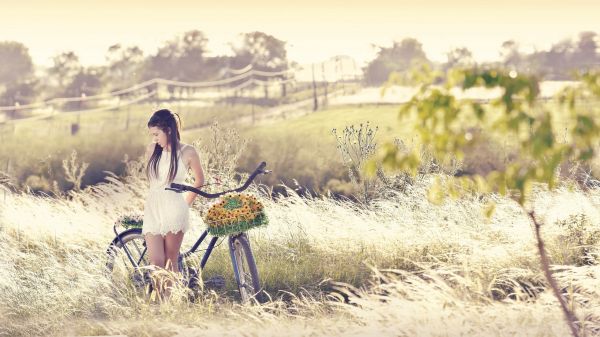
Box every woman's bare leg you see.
[145,234,166,300]
[164,230,185,273]
[163,230,185,298]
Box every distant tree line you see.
[1,30,598,108]
[0,30,291,111]
[363,31,600,86]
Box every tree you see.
[364,38,430,86]
[105,44,144,88]
[144,40,177,80]
[0,41,34,89]
[230,31,289,99]
[524,32,599,80]
[500,40,522,69]
[230,31,288,71]
[48,51,81,90]
[535,39,575,79]
[0,80,38,106]
[63,67,104,110]
[0,79,38,119]
[444,47,474,71]
[371,68,600,337]
[550,39,574,74]
[177,30,210,81]
[572,31,598,71]
[144,30,212,81]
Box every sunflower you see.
[203,193,268,236]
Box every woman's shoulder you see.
[179,143,198,157]
[178,143,197,166]
[179,143,195,152]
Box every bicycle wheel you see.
[105,228,151,288]
[106,228,192,289]
[229,233,264,303]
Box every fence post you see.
[4,159,11,203]
[71,112,81,135]
[154,81,160,107]
[125,105,131,130]
[322,62,328,107]
[312,63,318,111]
[281,73,287,98]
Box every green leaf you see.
[427,176,444,205]
[484,201,496,219]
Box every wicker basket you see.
[115,214,144,229]
[203,193,268,237]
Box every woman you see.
[143,108,204,298]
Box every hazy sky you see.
[1,0,599,67]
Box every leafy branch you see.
[372,67,600,337]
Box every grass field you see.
[0,100,410,197]
[184,103,415,196]
[0,170,599,336]
[0,102,266,192]
[4,96,599,198]
[0,83,359,194]
[1,87,600,336]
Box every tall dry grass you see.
[1,170,599,336]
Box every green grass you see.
[0,103,265,192]
[239,103,408,141]
[4,95,598,196]
[1,100,412,195]
[4,102,264,136]
[184,103,414,195]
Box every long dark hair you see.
[146,109,182,183]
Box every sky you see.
[1,0,599,68]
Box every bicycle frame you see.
[113,224,222,272]
[182,229,220,270]
[110,161,270,289]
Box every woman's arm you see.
[183,145,205,206]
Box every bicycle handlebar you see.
[165,161,270,198]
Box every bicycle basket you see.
[203,193,268,237]
[115,214,144,229]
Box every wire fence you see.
[0,58,363,125]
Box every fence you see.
[0,59,363,125]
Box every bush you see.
[554,214,600,265]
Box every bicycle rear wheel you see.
[106,228,192,289]
[105,228,152,288]
[229,233,265,303]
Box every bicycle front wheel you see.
[228,233,264,303]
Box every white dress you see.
[142,145,190,236]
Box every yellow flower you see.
[204,193,265,229]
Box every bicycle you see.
[105,162,271,303]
